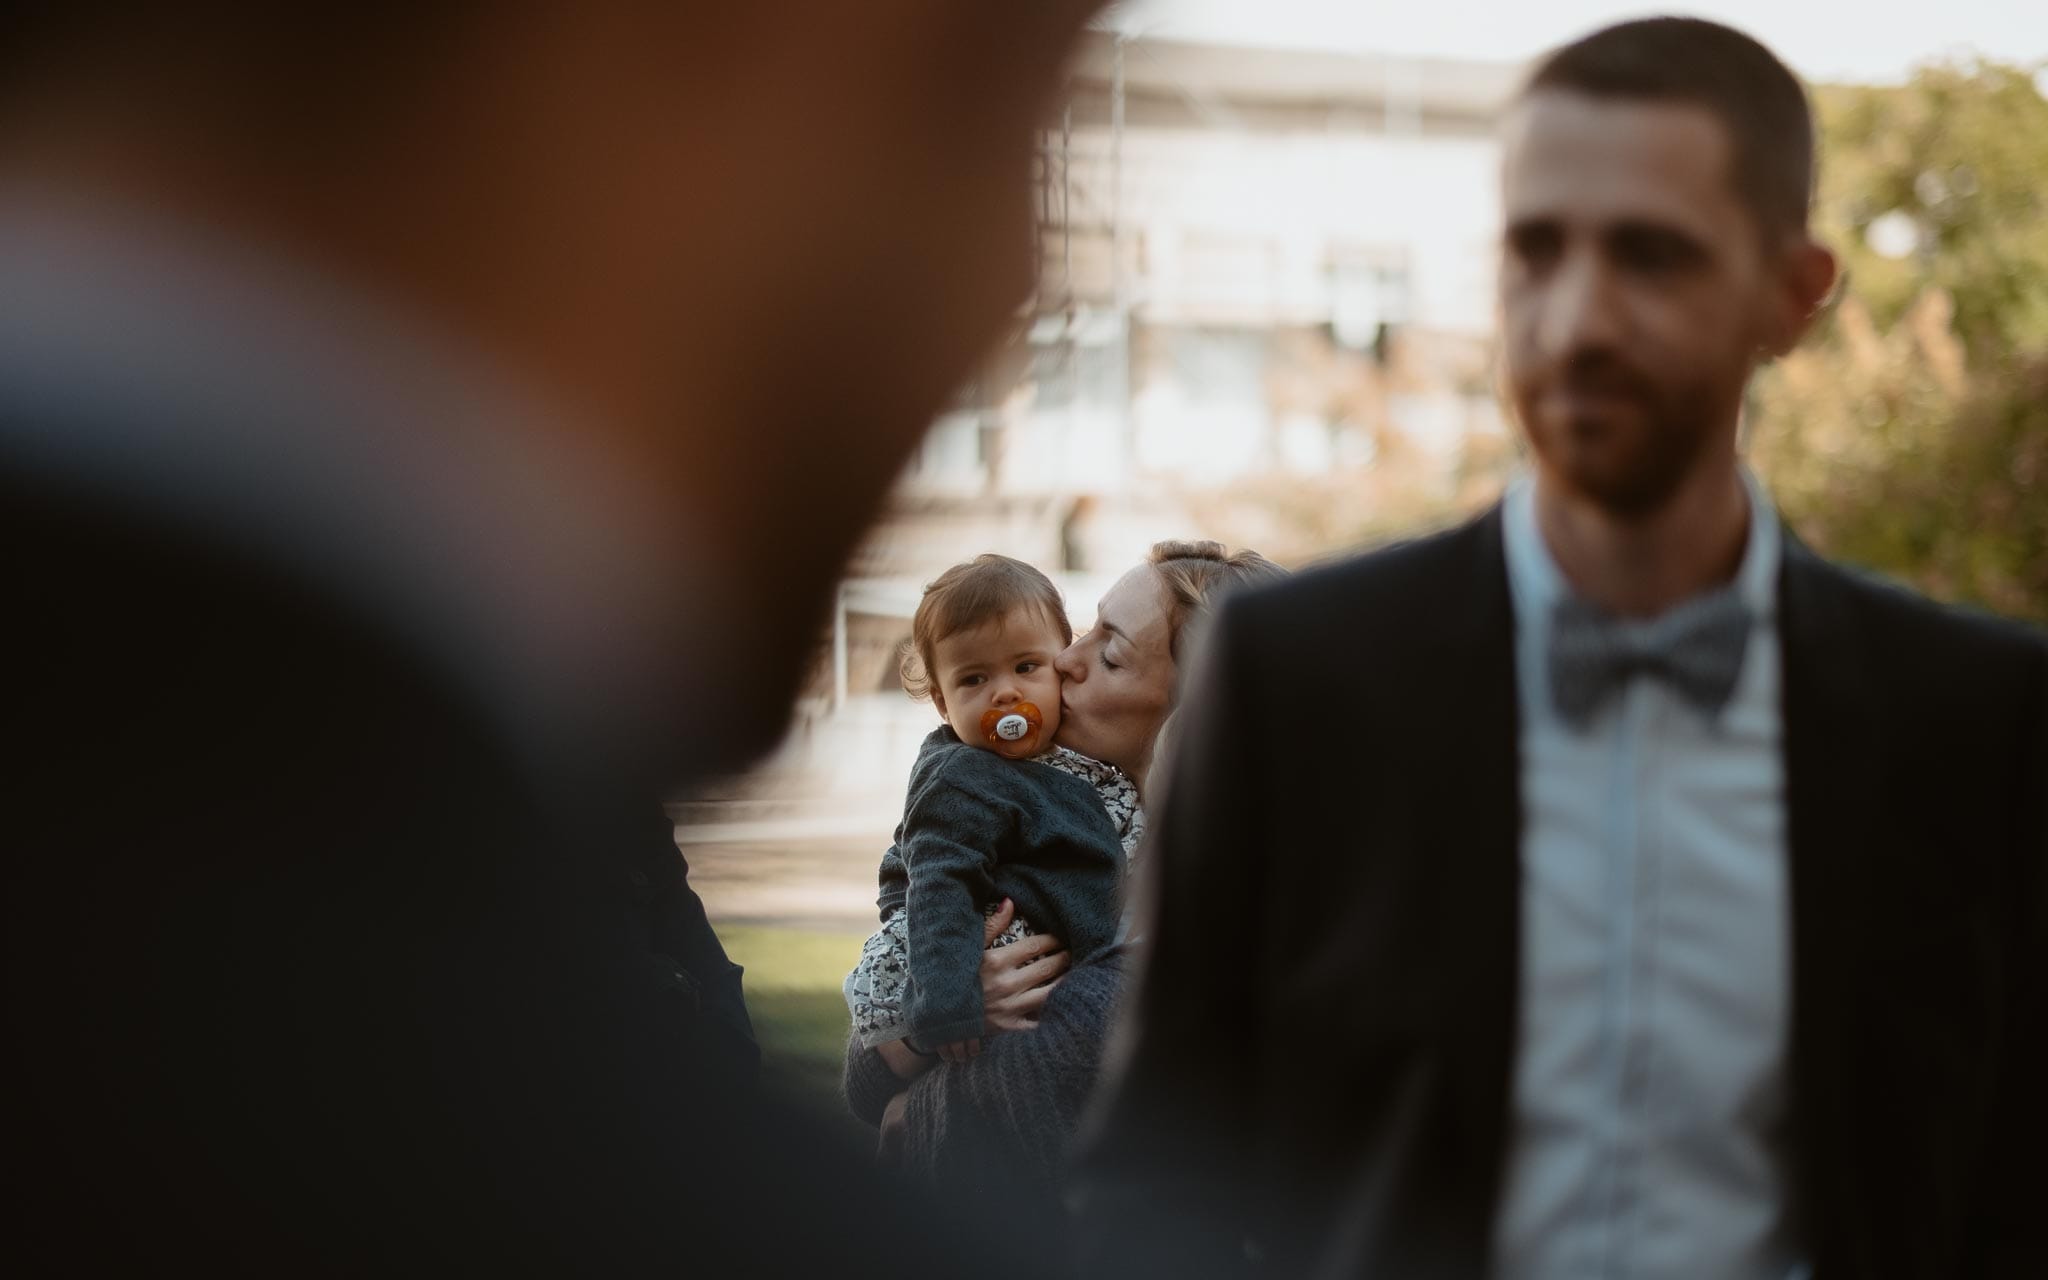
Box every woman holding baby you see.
[841,538,1284,1232]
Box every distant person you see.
[1076,18,2045,1279]
[4,2,1102,1273]
[1061,494,1100,571]
[845,542,1286,1241]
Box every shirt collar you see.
[1503,465,1781,633]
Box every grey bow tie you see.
[1548,587,1753,727]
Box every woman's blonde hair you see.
[1147,540,1287,660]
[1142,540,1287,798]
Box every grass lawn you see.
[719,925,873,1139]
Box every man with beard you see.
[4,2,1099,1273]
[1077,18,2045,1279]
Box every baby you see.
[844,554,1142,1063]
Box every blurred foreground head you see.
[0,1,1101,774]
[1498,17,1838,518]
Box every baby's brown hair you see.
[901,554,1071,704]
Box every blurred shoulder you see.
[1789,544,2047,757]
[908,726,977,778]
[909,728,1038,794]
[1795,543,2047,676]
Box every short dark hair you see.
[902,554,1071,702]
[1521,17,1816,239]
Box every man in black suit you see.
[4,3,1098,1272]
[1076,18,2045,1279]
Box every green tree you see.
[1814,61,2048,352]
[1753,59,2048,624]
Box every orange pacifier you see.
[980,702,1044,757]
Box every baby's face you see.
[930,604,1066,759]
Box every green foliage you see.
[1754,60,2048,625]
[720,925,873,1128]
[721,924,866,994]
[1815,62,2048,353]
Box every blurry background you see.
[683,1,2048,1116]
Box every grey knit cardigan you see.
[844,947,1130,1223]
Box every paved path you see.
[679,827,893,935]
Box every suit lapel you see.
[1440,505,1524,1230]
[1777,532,1879,1261]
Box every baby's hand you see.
[936,1037,982,1064]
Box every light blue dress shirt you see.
[1490,472,1808,1280]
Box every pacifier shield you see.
[979,701,1044,748]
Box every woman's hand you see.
[876,1037,933,1082]
[869,900,1069,1079]
[936,1037,981,1064]
[877,1090,909,1164]
[979,897,1071,1034]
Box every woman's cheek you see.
[1056,684,1086,736]
[1071,680,1098,725]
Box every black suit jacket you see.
[1076,506,2047,1279]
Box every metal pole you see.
[831,584,848,713]
[1110,32,1133,481]
[1061,102,1073,290]
[1110,33,1125,312]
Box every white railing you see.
[829,571,1123,713]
